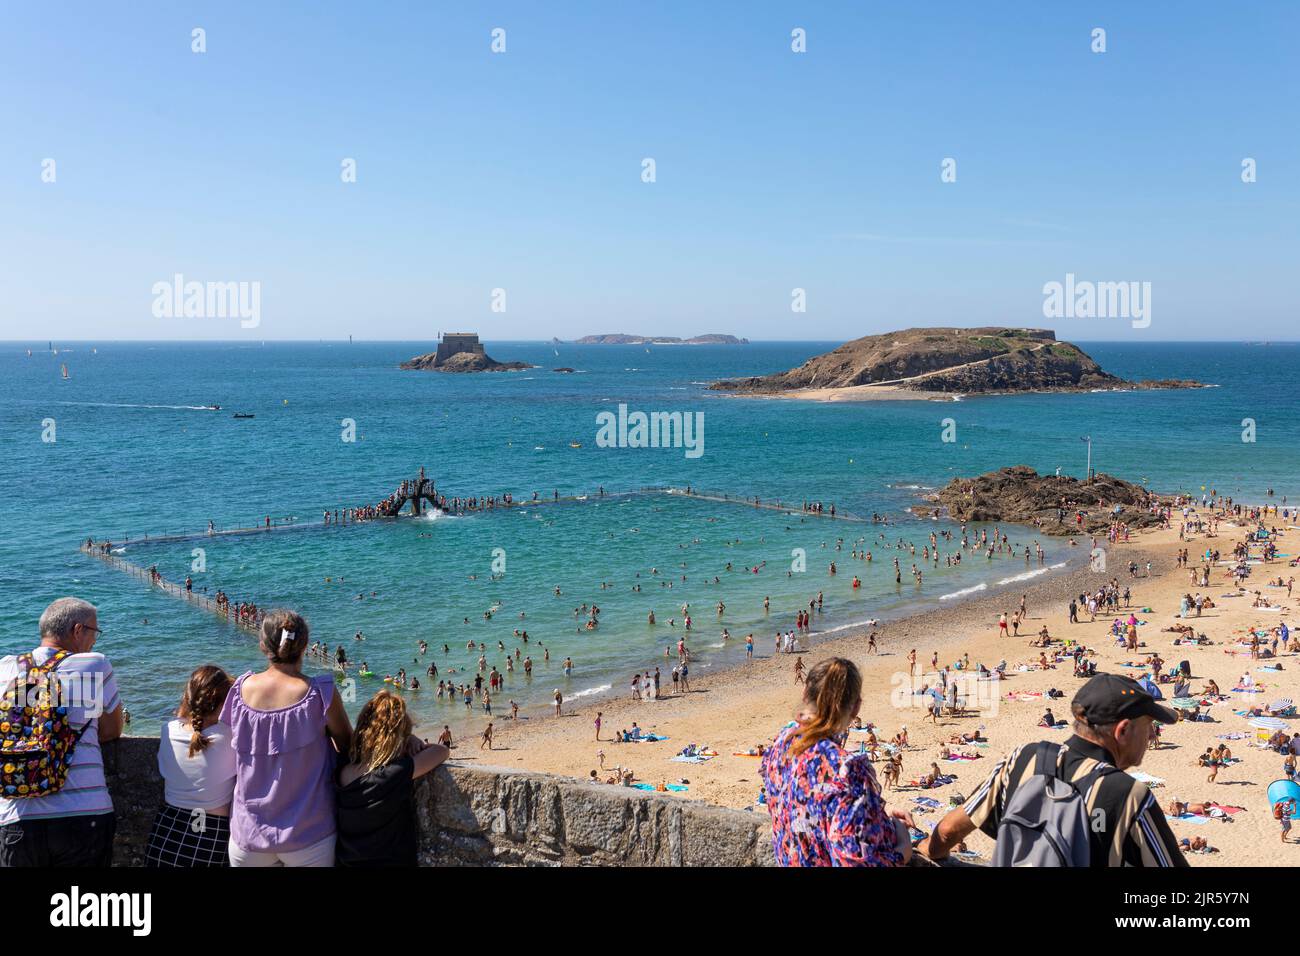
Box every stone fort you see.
[434,332,486,366]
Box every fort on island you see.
[434,332,486,365]
[400,332,534,372]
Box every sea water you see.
[1,340,1295,732]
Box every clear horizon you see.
[2,2,1296,341]
[4,336,1298,345]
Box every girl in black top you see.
[335,690,449,866]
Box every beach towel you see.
[942,753,982,761]
[632,783,688,792]
[671,754,712,763]
[911,796,942,809]
[1216,733,1248,740]
[1128,770,1165,787]
[629,733,668,742]
[1165,813,1211,825]
[732,752,763,758]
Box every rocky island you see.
[401,333,534,373]
[709,327,1203,400]
[575,333,748,345]
[926,465,1166,535]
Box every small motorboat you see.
[233,413,255,419]
[569,441,582,448]
[205,404,221,411]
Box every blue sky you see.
[1,1,1296,341]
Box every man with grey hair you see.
[0,597,123,866]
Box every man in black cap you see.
[917,673,1187,866]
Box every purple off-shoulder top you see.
[220,672,337,852]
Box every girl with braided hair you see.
[146,665,236,866]
[759,657,914,866]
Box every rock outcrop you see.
[710,327,1204,395]
[930,466,1165,535]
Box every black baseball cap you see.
[1072,673,1178,726]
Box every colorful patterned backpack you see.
[0,650,91,799]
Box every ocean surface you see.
[2,339,1295,735]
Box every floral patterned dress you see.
[760,723,904,867]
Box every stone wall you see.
[434,333,485,366]
[104,736,775,867]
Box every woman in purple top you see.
[220,609,353,866]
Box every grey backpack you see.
[991,744,1102,867]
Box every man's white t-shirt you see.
[0,647,120,823]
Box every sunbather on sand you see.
[913,763,942,789]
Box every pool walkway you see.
[80,478,880,552]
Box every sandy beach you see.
[743,384,957,402]
[465,511,1299,867]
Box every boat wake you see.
[57,401,219,412]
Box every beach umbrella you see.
[1171,697,1200,710]
[1270,698,1293,712]
[1249,716,1287,731]
[1136,676,1163,699]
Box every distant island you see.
[401,332,535,373]
[574,333,748,345]
[709,327,1204,400]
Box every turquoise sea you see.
[2,340,1295,735]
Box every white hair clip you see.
[279,628,295,651]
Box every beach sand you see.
[738,384,956,402]
[467,515,1299,867]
